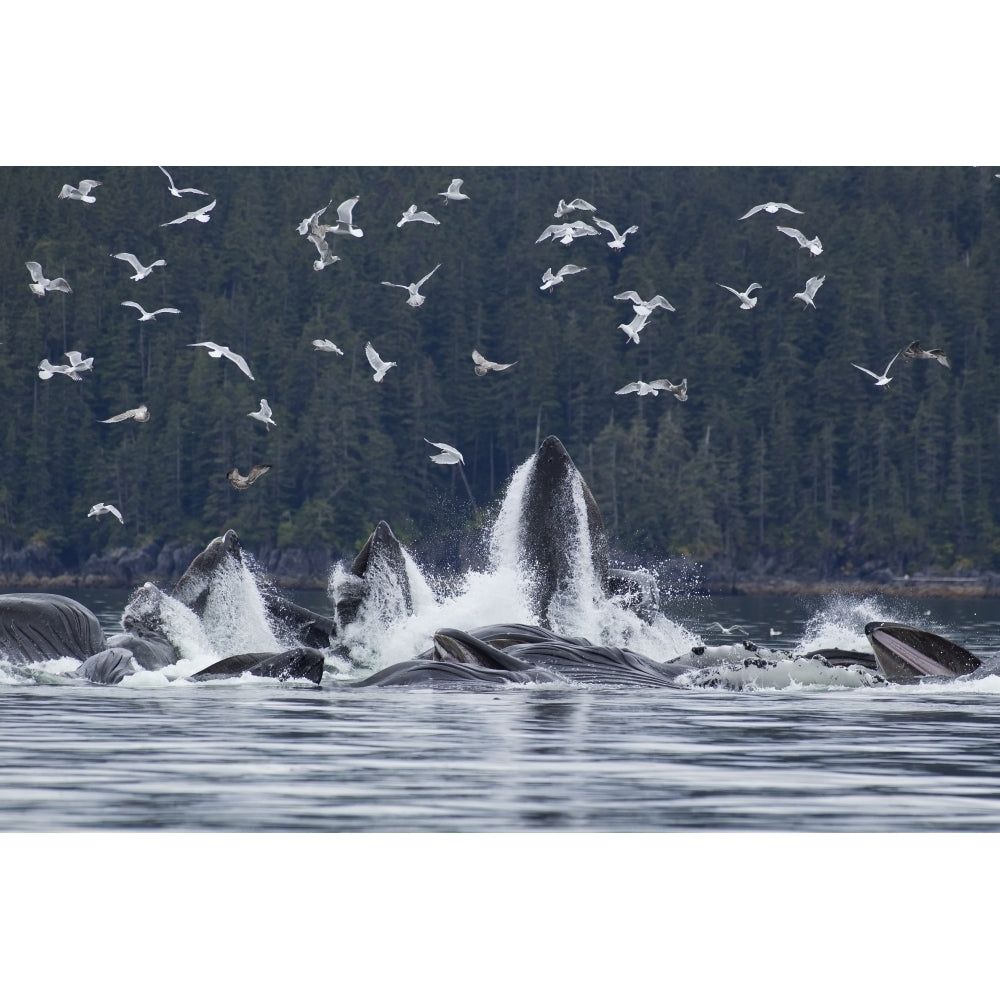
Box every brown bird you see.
[227,464,272,489]
[901,340,951,368]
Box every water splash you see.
[795,593,917,655]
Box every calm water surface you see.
[4,589,1000,832]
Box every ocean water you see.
[4,585,1000,833]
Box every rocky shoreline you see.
[4,539,1000,599]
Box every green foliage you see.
[1,166,999,578]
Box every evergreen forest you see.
[1,165,999,581]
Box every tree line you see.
[1,165,998,579]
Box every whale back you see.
[0,593,106,664]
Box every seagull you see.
[328,196,363,237]
[397,203,441,228]
[776,225,823,255]
[554,198,596,218]
[63,350,94,377]
[25,261,72,296]
[38,359,82,381]
[297,200,332,236]
[312,339,344,354]
[248,398,276,431]
[88,502,124,524]
[852,351,901,387]
[112,253,166,281]
[739,202,803,220]
[540,263,586,291]
[365,341,397,382]
[769,628,782,638]
[614,290,675,317]
[536,220,599,245]
[121,300,180,322]
[615,378,687,400]
[381,263,441,307]
[792,275,826,309]
[158,166,209,199]
[59,179,102,203]
[100,404,149,424]
[706,622,749,636]
[161,198,216,226]
[618,312,651,344]
[227,465,272,490]
[307,233,340,270]
[188,342,254,380]
[717,282,763,309]
[471,349,517,376]
[592,216,638,250]
[902,341,951,368]
[438,179,469,204]
[425,439,464,465]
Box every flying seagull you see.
[365,341,397,382]
[248,398,276,431]
[438,179,469,204]
[161,198,216,226]
[64,350,94,375]
[792,275,826,309]
[381,263,442,307]
[59,179,102,203]
[554,198,596,218]
[38,358,84,381]
[540,263,586,291]
[397,203,441,228]
[100,404,149,424]
[158,166,209,199]
[25,261,72,296]
[425,439,464,465]
[614,290,675,317]
[706,622,750,636]
[312,339,344,354]
[297,200,332,236]
[188,341,255,380]
[112,253,166,281]
[307,233,340,270]
[87,502,124,524]
[852,351,901,387]
[536,220,599,245]
[902,341,951,368]
[471,349,517,376]
[328,197,363,238]
[592,216,638,250]
[717,282,763,309]
[227,465,272,490]
[739,202,803,220]
[615,378,687,400]
[618,312,651,345]
[121,300,181,322]
[776,225,823,255]
[39,351,93,382]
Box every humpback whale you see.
[428,628,685,687]
[0,593,106,664]
[332,520,413,628]
[515,436,659,624]
[172,529,336,649]
[863,621,982,683]
[188,648,325,684]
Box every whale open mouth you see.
[864,622,982,683]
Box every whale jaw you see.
[864,621,982,683]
